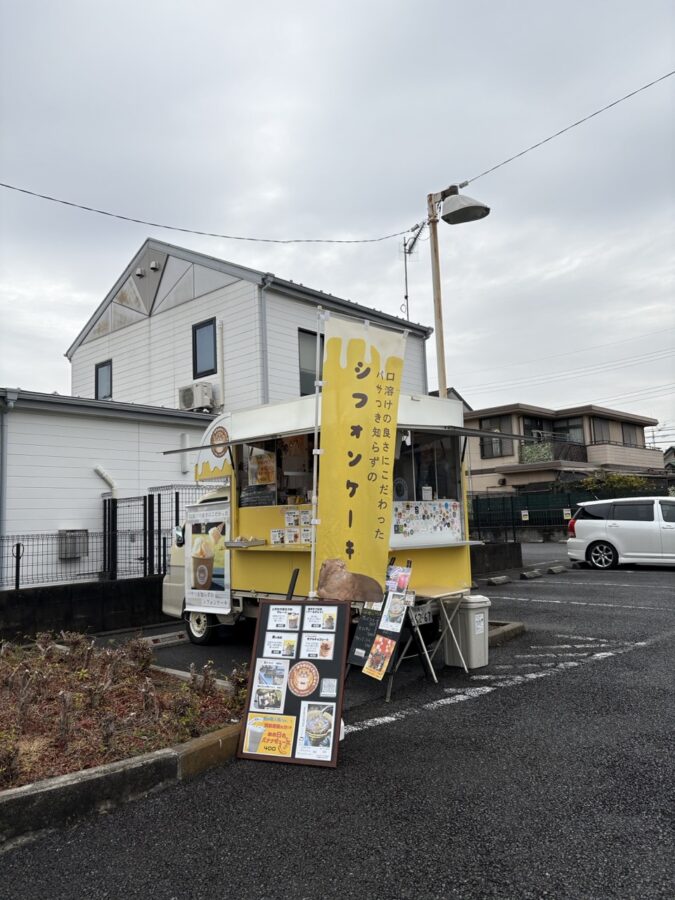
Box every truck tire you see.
[186,611,217,644]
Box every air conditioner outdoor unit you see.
[178,382,214,411]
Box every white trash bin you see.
[443,595,491,669]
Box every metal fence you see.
[1,482,219,591]
[1,531,107,590]
[469,487,669,542]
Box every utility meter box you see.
[444,594,491,669]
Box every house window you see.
[621,422,640,447]
[592,417,611,443]
[95,360,112,400]
[299,330,324,396]
[523,416,551,440]
[479,416,513,459]
[553,417,584,444]
[192,319,217,379]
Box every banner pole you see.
[308,307,325,597]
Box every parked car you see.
[567,497,675,569]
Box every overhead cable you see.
[1,70,673,243]
[461,69,675,187]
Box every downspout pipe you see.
[0,388,19,539]
[259,273,273,404]
[94,465,118,498]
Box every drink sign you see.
[238,599,350,768]
[184,502,231,614]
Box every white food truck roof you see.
[209,393,464,445]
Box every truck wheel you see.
[186,611,217,644]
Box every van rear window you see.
[577,503,611,520]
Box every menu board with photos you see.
[238,599,350,768]
[348,564,413,681]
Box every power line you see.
[464,347,673,393]
[461,69,675,187]
[451,326,675,381]
[0,180,422,245]
[1,70,673,244]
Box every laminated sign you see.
[238,599,350,767]
[316,317,406,593]
[184,503,231,614]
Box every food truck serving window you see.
[393,431,461,502]
[236,434,316,508]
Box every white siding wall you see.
[263,290,428,403]
[70,280,261,411]
[4,409,206,533]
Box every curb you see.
[520,569,543,580]
[0,723,242,850]
[488,621,526,646]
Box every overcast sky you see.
[1,0,673,447]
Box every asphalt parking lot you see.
[2,559,673,899]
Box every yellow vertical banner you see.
[316,317,406,592]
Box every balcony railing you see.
[519,436,588,464]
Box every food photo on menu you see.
[263,631,299,659]
[303,605,338,632]
[362,634,397,680]
[299,632,335,660]
[379,591,407,633]
[256,660,288,686]
[250,658,289,712]
[386,565,412,593]
[267,605,302,631]
[295,701,336,761]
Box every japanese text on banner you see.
[316,318,406,591]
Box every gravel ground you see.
[1,566,673,899]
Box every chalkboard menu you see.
[347,609,380,666]
[237,599,350,768]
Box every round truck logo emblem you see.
[210,426,229,458]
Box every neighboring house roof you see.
[65,238,433,359]
[463,402,658,428]
[0,387,215,426]
[428,386,473,411]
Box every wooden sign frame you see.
[237,598,350,768]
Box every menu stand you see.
[384,593,468,702]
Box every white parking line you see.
[488,595,666,611]
[555,634,608,642]
[344,641,640,736]
[515,651,591,658]
[531,644,610,649]
[533,580,651,588]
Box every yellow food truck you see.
[162,391,476,644]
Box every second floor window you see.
[299,329,324,396]
[95,360,112,400]
[621,423,640,447]
[192,319,217,379]
[592,417,611,443]
[479,415,513,459]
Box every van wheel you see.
[186,612,217,644]
[587,541,618,570]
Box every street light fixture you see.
[427,184,490,399]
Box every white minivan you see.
[567,497,675,569]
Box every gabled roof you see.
[65,238,433,359]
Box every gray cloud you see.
[1,0,673,442]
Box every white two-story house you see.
[66,238,432,411]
